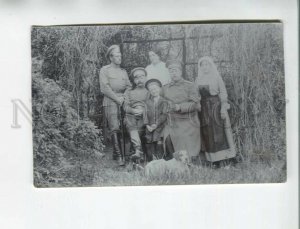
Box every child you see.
[144,79,168,161]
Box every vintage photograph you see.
[31,22,286,187]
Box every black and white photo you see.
[31,22,286,187]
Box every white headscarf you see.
[196,56,229,103]
[196,56,221,85]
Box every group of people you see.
[99,44,236,167]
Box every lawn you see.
[91,149,286,187]
[34,146,286,188]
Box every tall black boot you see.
[156,142,164,159]
[111,133,125,166]
[145,143,154,161]
[131,147,144,161]
[164,135,174,161]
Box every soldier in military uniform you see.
[162,60,202,161]
[99,45,132,166]
[123,67,149,162]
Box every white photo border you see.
[0,0,298,228]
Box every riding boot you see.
[111,133,125,166]
[156,142,164,159]
[111,134,117,160]
[129,130,144,162]
[131,147,144,161]
[145,143,154,161]
[112,147,117,160]
[164,135,174,160]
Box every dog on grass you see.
[145,150,190,178]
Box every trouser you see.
[146,141,164,161]
[129,129,153,161]
[104,103,121,135]
[164,135,175,160]
[129,130,142,150]
[104,104,126,164]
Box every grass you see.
[35,147,286,188]
[91,150,286,187]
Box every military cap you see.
[130,67,147,80]
[166,59,183,70]
[106,45,121,60]
[145,78,162,90]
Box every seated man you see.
[144,79,168,161]
[123,67,149,161]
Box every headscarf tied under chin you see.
[196,56,221,85]
[196,56,230,109]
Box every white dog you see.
[145,150,190,178]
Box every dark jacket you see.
[145,97,168,143]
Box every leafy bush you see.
[32,61,104,187]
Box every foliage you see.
[32,60,104,187]
[222,24,285,162]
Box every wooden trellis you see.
[119,33,226,80]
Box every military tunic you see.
[162,79,201,158]
[99,64,131,135]
[123,87,149,132]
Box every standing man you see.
[99,45,132,166]
[162,60,201,161]
[123,67,149,162]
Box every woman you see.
[145,49,171,86]
[162,60,201,160]
[196,56,236,165]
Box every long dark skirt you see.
[199,95,235,162]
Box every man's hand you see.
[132,108,143,116]
[118,97,124,105]
[151,124,157,130]
[146,125,154,132]
[174,104,181,112]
